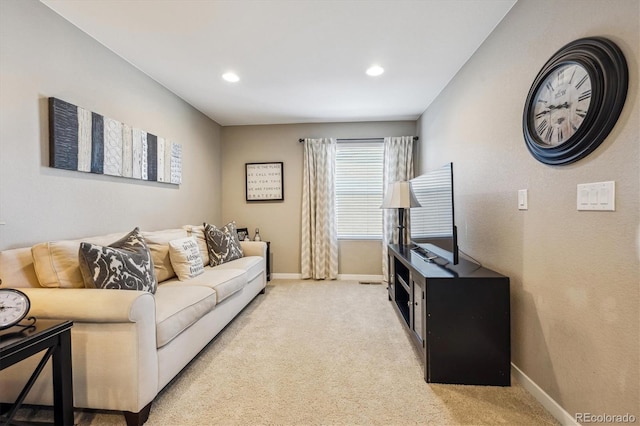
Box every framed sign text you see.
[245,162,284,201]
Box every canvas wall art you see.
[49,97,182,185]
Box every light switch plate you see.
[577,181,615,211]
[518,189,528,210]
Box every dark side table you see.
[266,241,271,281]
[0,319,74,425]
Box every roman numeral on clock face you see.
[578,90,591,102]
[568,66,577,84]
[536,119,548,135]
[575,74,588,89]
[545,126,554,142]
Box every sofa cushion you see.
[161,267,247,304]
[31,231,130,288]
[154,285,217,348]
[168,237,205,281]
[183,225,210,267]
[203,222,243,266]
[213,256,264,283]
[142,228,188,283]
[78,227,157,293]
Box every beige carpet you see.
[14,279,558,425]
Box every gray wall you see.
[0,0,222,250]
[417,0,638,417]
[221,121,416,276]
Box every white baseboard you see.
[270,273,302,280]
[511,363,579,426]
[269,273,384,282]
[338,274,384,282]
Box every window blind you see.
[335,140,384,239]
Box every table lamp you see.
[381,181,421,247]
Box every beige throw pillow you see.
[142,229,188,282]
[31,231,136,288]
[168,237,205,281]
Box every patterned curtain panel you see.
[301,138,338,280]
[382,136,415,282]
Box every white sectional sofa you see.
[0,225,267,425]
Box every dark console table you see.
[388,244,510,386]
[0,319,74,425]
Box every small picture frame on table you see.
[237,228,249,241]
[245,162,284,201]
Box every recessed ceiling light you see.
[222,72,240,82]
[366,65,384,76]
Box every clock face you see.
[0,289,30,329]
[531,62,592,146]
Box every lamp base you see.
[398,207,405,247]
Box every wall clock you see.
[523,37,628,165]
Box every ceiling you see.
[41,0,517,126]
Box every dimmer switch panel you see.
[577,181,615,211]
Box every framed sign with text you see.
[245,162,284,201]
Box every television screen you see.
[409,162,458,264]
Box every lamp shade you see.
[381,181,421,208]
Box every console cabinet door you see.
[411,275,425,346]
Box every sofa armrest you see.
[18,288,155,323]
[240,241,267,258]
[3,287,159,413]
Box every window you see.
[335,140,384,239]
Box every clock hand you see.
[0,305,18,310]
[545,101,571,111]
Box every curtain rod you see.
[298,136,419,143]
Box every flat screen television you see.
[409,162,459,265]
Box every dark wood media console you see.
[388,243,511,386]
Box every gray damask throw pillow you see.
[78,227,157,293]
[203,222,244,266]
